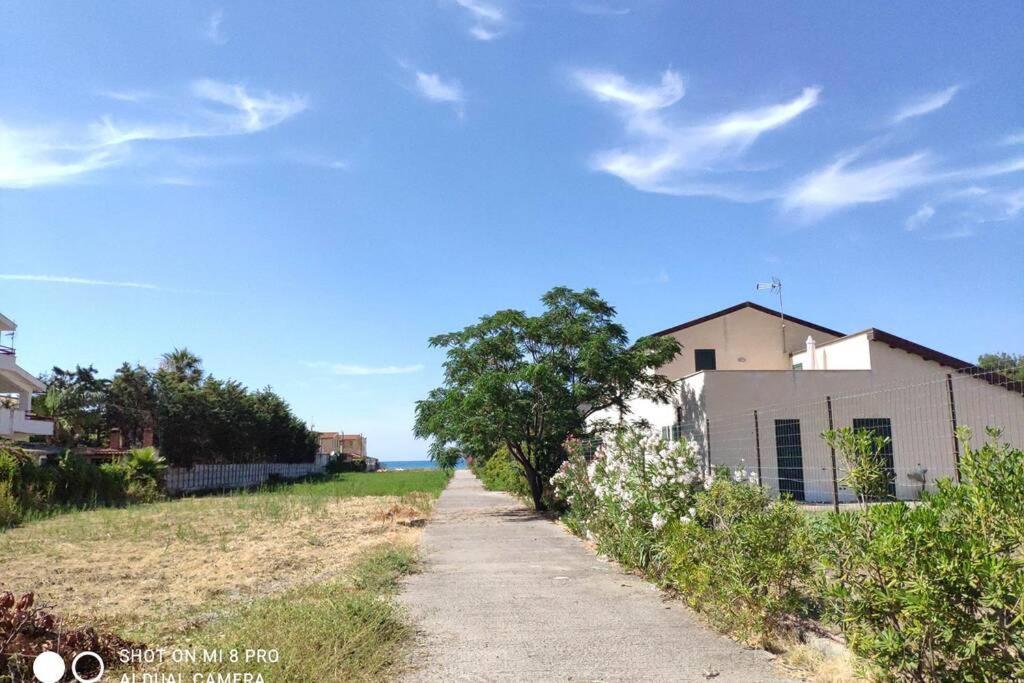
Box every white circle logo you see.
[32,651,66,683]
[71,651,105,683]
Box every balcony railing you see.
[0,345,13,355]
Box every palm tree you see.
[37,386,75,446]
[160,348,203,385]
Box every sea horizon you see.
[380,458,468,470]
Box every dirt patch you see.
[0,493,421,641]
[375,503,428,527]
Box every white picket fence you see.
[164,453,332,494]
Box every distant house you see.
[0,312,54,440]
[318,432,368,458]
[592,302,1024,503]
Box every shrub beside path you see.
[399,470,795,682]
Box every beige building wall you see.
[655,305,841,380]
[677,342,1024,503]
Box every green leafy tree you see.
[34,365,109,446]
[414,287,681,510]
[105,363,156,446]
[977,352,1024,382]
[154,368,210,466]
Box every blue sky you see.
[2,1,1022,459]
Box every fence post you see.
[753,410,763,489]
[826,395,839,513]
[946,373,961,483]
[704,417,711,472]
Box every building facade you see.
[0,312,53,440]
[317,431,368,458]
[594,302,1024,503]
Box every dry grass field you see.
[0,470,449,646]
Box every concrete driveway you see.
[399,470,795,682]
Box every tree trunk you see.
[507,443,547,511]
[524,466,546,511]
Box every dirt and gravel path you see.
[399,470,795,682]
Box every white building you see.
[0,312,53,440]
[600,302,1024,503]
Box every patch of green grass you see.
[263,469,452,500]
[174,544,420,682]
[2,469,450,534]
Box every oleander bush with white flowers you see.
[553,425,813,644]
[553,428,711,571]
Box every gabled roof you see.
[0,313,16,333]
[866,329,971,370]
[649,301,845,339]
[865,328,1023,394]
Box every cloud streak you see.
[304,362,424,376]
[411,71,466,117]
[0,274,160,289]
[452,0,507,40]
[783,150,1024,218]
[203,10,227,44]
[890,85,960,124]
[575,68,819,198]
[1,79,308,188]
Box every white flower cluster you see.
[553,429,765,535]
[730,460,760,486]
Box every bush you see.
[326,456,367,474]
[0,443,167,527]
[0,481,21,528]
[474,446,532,500]
[663,479,815,644]
[816,429,1024,681]
[552,427,711,571]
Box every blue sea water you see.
[380,459,467,470]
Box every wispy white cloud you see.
[99,89,153,103]
[1002,131,1024,146]
[783,150,1024,218]
[0,123,124,188]
[283,151,350,171]
[890,85,960,125]
[0,273,216,294]
[413,71,466,117]
[152,175,204,187]
[904,203,935,230]
[918,185,1024,238]
[452,0,507,40]
[784,150,934,217]
[575,68,819,198]
[303,362,424,376]
[1,79,308,188]
[203,9,227,45]
[575,69,683,111]
[0,274,160,289]
[572,2,631,16]
[922,225,978,241]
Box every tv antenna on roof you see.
[755,277,786,353]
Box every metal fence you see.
[594,367,1024,509]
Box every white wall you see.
[792,333,872,370]
[673,345,1024,503]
